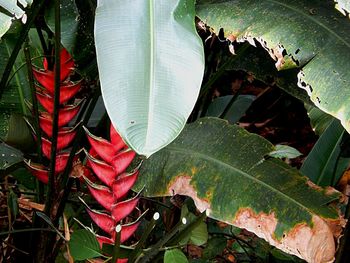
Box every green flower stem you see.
[136,216,187,263]
[0,0,46,98]
[111,225,122,263]
[23,38,44,203]
[129,212,160,262]
[0,228,56,236]
[167,211,206,246]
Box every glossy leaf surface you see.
[94,0,204,157]
[69,229,102,260]
[136,118,344,262]
[196,0,350,134]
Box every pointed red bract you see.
[96,234,114,247]
[85,179,115,211]
[36,81,81,110]
[112,170,139,200]
[87,209,115,234]
[85,150,117,187]
[111,150,136,175]
[111,197,139,222]
[111,221,141,243]
[84,127,118,163]
[110,124,126,152]
[24,160,49,184]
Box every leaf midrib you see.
[145,0,156,149]
[166,145,312,214]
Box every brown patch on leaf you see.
[167,175,211,213]
[230,208,339,263]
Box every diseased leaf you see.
[95,0,204,157]
[268,145,302,159]
[224,45,310,103]
[136,118,345,263]
[196,0,350,134]
[69,229,102,260]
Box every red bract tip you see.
[84,127,119,163]
[40,99,83,127]
[40,127,77,158]
[55,150,81,174]
[36,81,81,109]
[24,160,49,184]
[33,49,74,90]
[86,209,115,235]
[84,149,117,187]
[111,196,139,222]
[112,169,139,200]
[110,124,126,152]
[110,150,136,175]
[84,177,115,211]
[112,221,141,243]
[96,234,114,247]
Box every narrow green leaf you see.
[196,0,350,134]
[164,249,188,263]
[269,145,302,159]
[95,0,205,157]
[305,105,334,135]
[301,119,347,186]
[136,118,343,262]
[69,229,102,260]
[206,95,255,123]
[7,189,18,218]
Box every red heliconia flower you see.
[81,124,142,263]
[25,48,84,184]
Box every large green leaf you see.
[196,0,350,134]
[301,119,349,186]
[69,229,102,260]
[136,118,344,263]
[94,0,205,157]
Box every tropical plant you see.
[0,0,349,262]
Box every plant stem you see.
[136,217,187,263]
[167,211,206,246]
[111,225,122,263]
[129,212,160,262]
[23,38,44,202]
[44,0,61,215]
[0,228,56,236]
[0,0,46,98]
